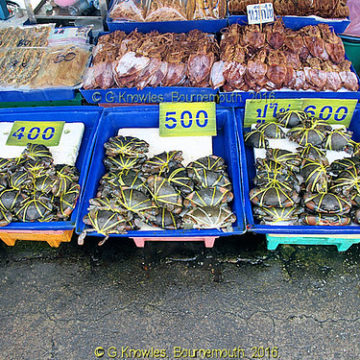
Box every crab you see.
[16,192,53,222]
[253,171,301,192]
[58,184,80,219]
[255,159,290,178]
[297,144,328,164]
[324,129,354,153]
[147,207,183,230]
[184,187,233,208]
[103,154,146,172]
[253,206,303,224]
[117,188,159,220]
[166,166,194,196]
[255,122,285,139]
[0,158,16,173]
[250,185,300,208]
[301,159,330,193]
[104,136,149,158]
[352,208,360,224]
[301,213,351,226]
[330,157,360,177]
[24,160,55,178]
[182,205,236,231]
[266,149,302,171]
[0,174,7,192]
[142,151,183,175]
[276,110,308,128]
[188,168,232,190]
[100,169,147,196]
[330,168,360,196]
[187,155,227,173]
[0,189,25,212]
[318,24,345,64]
[244,130,268,148]
[303,192,352,215]
[288,126,326,147]
[0,208,12,227]
[146,175,183,214]
[9,170,32,190]
[52,164,80,197]
[33,174,55,194]
[21,144,53,166]
[78,210,128,246]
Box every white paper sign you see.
[247,3,274,24]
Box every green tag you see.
[6,121,65,146]
[244,98,357,128]
[159,102,217,137]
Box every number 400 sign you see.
[6,121,65,146]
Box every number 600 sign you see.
[6,121,65,146]
[159,102,216,137]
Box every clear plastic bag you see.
[344,0,360,37]
[109,0,147,21]
[145,0,187,22]
[31,45,91,88]
[0,45,91,90]
[48,26,92,46]
[0,24,54,49]
[187,0,227,19]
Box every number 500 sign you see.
[159,102,216,137]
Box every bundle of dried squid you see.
[214,20,358,92]
[83,29,219,90]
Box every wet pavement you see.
[0,234,360,360]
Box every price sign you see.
[6,121,65,146]
[247,3,274,25]
[244,98,357,128]
[159,102,217,137]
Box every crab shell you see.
[187,155,227,173]
[147,207,183,230]
[330,168,360,196]
[184,187,233,208]
[255,122,286,139]
[303,192,352,215]
[253,206,304,224]
[142,151,184,175]
[188,168,232,190]
[104,136,149,157]
[146,175,183,214]
[324,129,353,153]
[301,213,351,226]
[182,205,236,230]
[250,186,300,208]
[244,130,268,148]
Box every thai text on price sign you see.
[244,99,357,128]
[247,3,274,25]
[159,102,217,137]
[6,121,65,146]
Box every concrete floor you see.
[0,234,360,360]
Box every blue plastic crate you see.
[228,15,350,33]
[107,17,227,34]
[238,105,360,236]
[0,106,103,231]
[76,105,245,238]
[0,89,76,103]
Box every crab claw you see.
[77,231,87,246]
[98,235,109,246]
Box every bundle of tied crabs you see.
[245,110,360,226]
[78,136,237,245]
[0,144,80,226]
[84,20,358,92]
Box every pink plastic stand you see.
[130,236,218,248]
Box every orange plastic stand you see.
[130,236,218,248]
[0,229,74,248]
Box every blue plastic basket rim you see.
[0,106,103,231]
[75,105,246,237]
[238,105,360,236]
